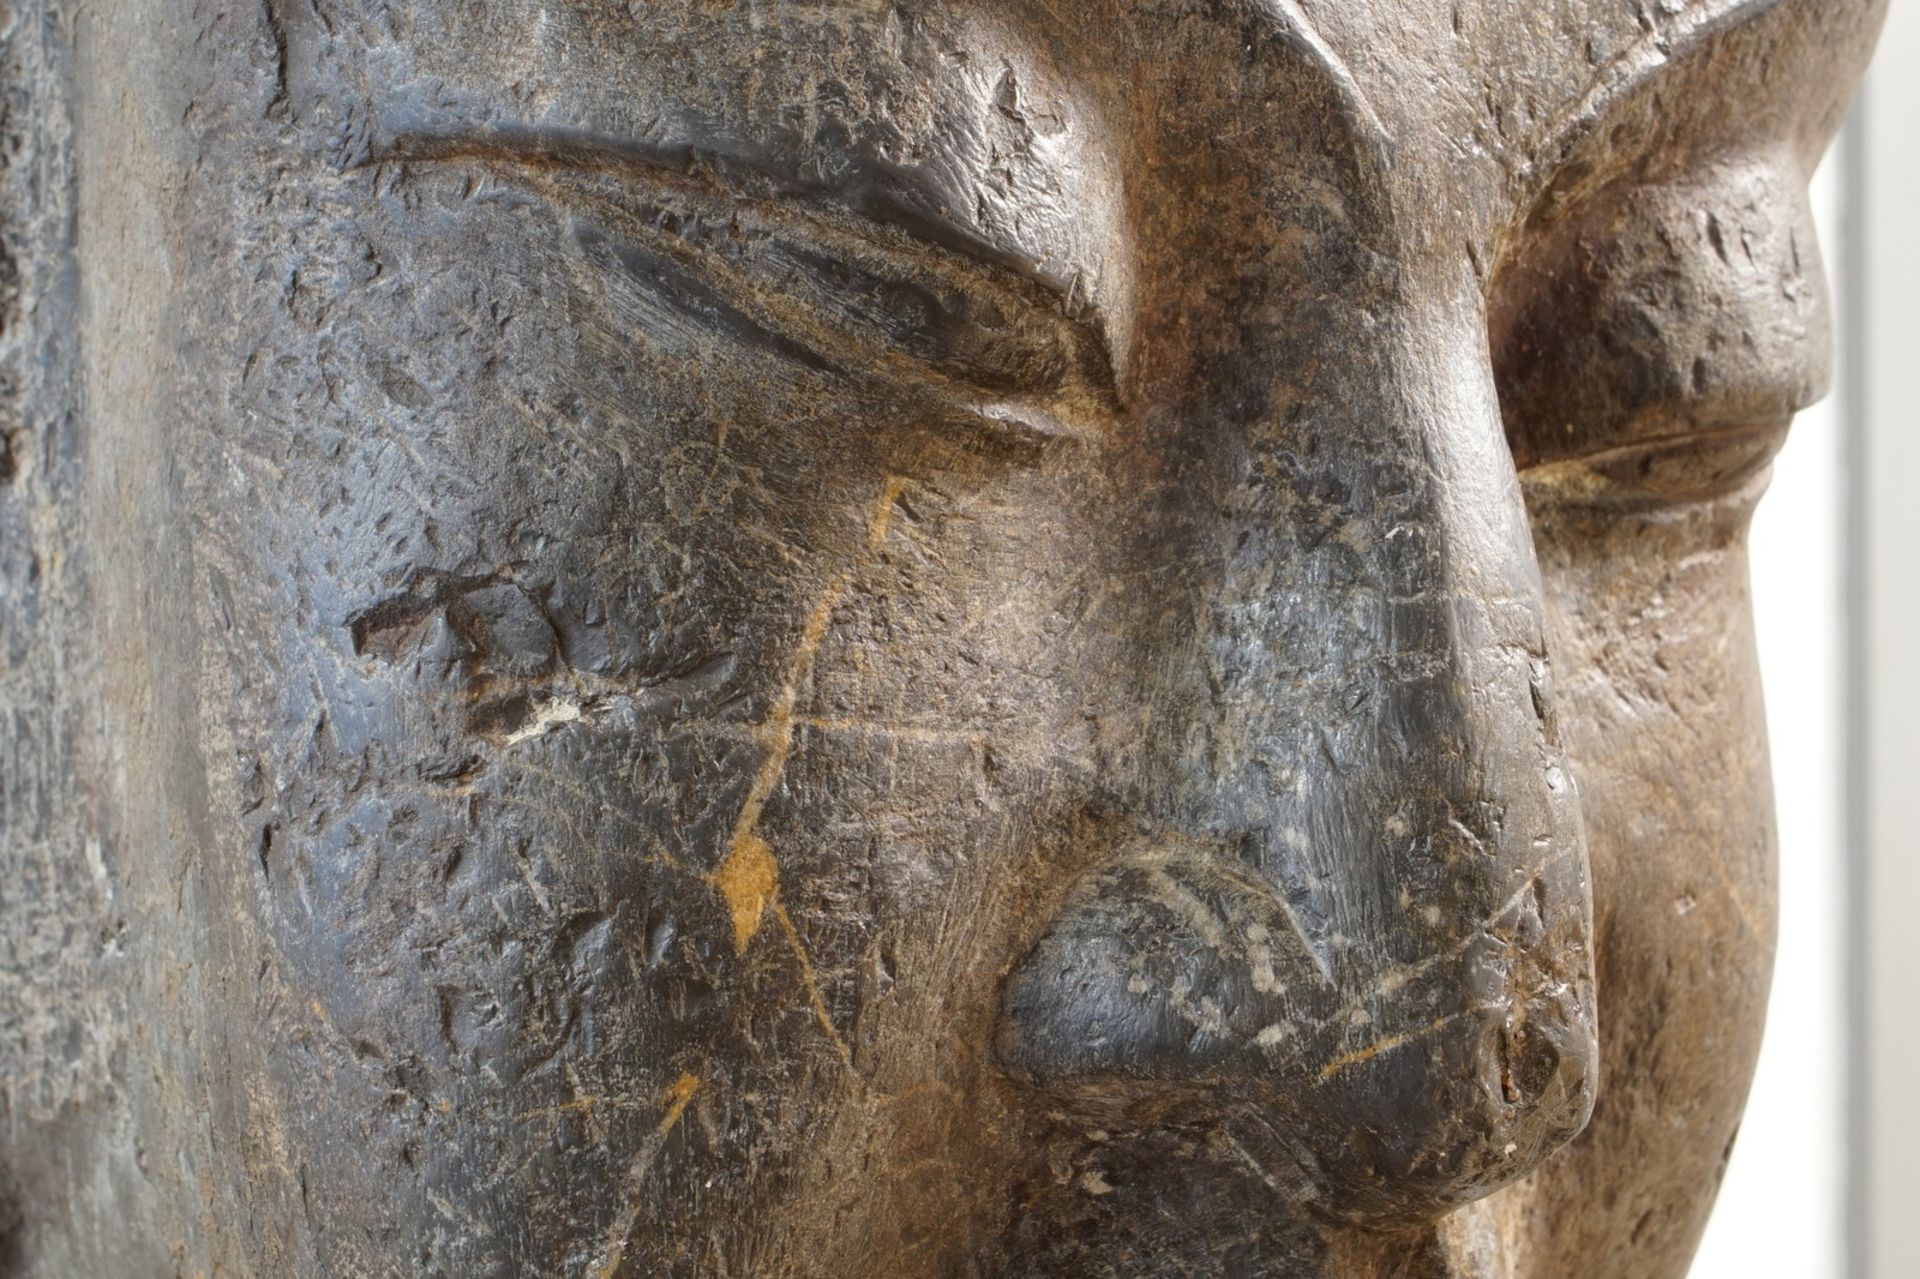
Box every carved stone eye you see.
[384,135,1120,441]
[1491,158,1828,506]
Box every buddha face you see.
[85,0,1878,1274]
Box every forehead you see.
[328,0,1858,151]
[278,0,1872,289]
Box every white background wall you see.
[1694,8,1920,1269]
[1691,153,1848,1279]
[1856,7,1920,1274]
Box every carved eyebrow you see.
[1514,0,1783,193]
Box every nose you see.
[995,286,1598,1223]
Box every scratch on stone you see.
[512,840,554,916]
[1147,859,1334,987]
[705,477,905,1058]
[1218,1128,1290,1197]
[496,760,692,874]
[773,903,853,1069]
[502,696,585,745]
[591,1070,708,1279]
[793,716,983,745]
[1145,865,1233,954]
[520,1094,607,1125]
[1263,879,1335,985]
[1690,829,1768,945]
[1312,843,1585,1039]
[1316,1003,1497,1082]
[684,716,983,748]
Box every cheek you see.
[1527,492,1778,1215]
[1531,497,1773,902]
[210,459,1129,1269]
[190,159,1147,1265]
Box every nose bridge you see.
[993,13,1597,1212]
[998,277,1598,1220]
[1176,289,1575,954]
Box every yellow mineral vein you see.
[657,1070,702,1136]
[774,902,854,1069]
[591,1071,707,1279]
[706,477,907,1059]
[712,832,780,954]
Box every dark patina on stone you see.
[0,1,1882,1275]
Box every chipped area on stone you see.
[501,696,587,745]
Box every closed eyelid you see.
[368,128,1121,435]
[1492,152,1825,510]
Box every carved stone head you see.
[0,0,1881,1275]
